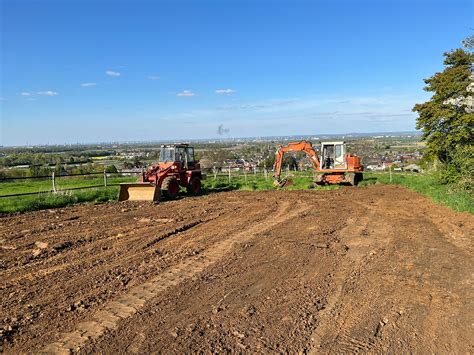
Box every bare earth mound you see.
[0,185,472,353]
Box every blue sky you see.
[1,0,472,146]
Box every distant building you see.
[404,164,422,173]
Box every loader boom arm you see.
[273,140,320,180]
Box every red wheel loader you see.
[273,140,363,187]
[118,144,206,202]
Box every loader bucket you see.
[118,183,161,202]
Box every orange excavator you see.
[273,140,363,187]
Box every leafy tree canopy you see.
[413,48,473,163]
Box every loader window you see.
[186,147,195,163]
[159,147,175,162]
[176,147,186,162]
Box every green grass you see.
[1,171,471,214]
[0,187,120,214]
[203,172,333,191]
[0,175,136,196]
[0,175,136,214]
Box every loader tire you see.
[162,177,179,199]
[187,177,202,195]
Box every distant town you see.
[0,132,425,178]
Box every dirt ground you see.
[0,185,472,353]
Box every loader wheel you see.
[162,177,179,199]
[187,177,202,195]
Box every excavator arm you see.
[273,140,320,185]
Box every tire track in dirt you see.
[41,200,310,353]
[309,198,382,354]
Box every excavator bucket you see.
[118,183,161,202]
[273,178,294,188]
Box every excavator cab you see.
[321,142,346,170]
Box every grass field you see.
[0,172,471,214]
[0,175,136,213]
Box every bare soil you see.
[0,185,472,353]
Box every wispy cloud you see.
[160,94,423,132]
[37,91,58,96]
[215,88,236,95]
[80,82,97,87]
[148,75,160,80]
[106,70,121,77]
[20,92,32,96]
[177,90,197,97]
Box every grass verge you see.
[0,187,120,214]
[0,172,471,214]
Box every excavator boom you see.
[273,141,320,185]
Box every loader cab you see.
[159,144,196,169]
[320,141,346,170]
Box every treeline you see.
[0,163,119,179]
[0,150,117,168]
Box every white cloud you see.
[37,91,58,96]
[215,88,236,95]
[20,92,32,96]
[148,75,160,80]
[106,70,121,77]
[81,82,97,87]
[177,90,197,97]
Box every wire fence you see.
[0,166,421,199]
[0,171,142,199]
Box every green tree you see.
[105,165,118,173]
[413,48,473,170]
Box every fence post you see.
[244,168,247,184]
[103,169,108,188]
[213,166,217,180]
[389,165,392,183]
[228,165,231,183]
[52,171,57,193]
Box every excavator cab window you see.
[322,144,334,169]
[334,144,346,169]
